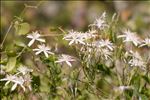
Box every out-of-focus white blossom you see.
[63,30,85,45]
[24,74,32,91]
[89,12,109,30]
[92,39,114,51]
[88,29,97,34]
[63,30,95,45]
[118,86,133,91]
[101,48,113,60]
[139,38,150,47]
[17,66,33,75]
[55,54,76,67]
[128,51,146,70]
[129,58,146,68]
[0,74,25,91]
[27,31,45,47]
[33,44,54,58]
[117,29,141,46]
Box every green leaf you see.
[14,40,26,47]
[32,76,40,92]
[49,27,57,32]
[15,22,30,35]
[6,57,16,72]
[140,94,149,100]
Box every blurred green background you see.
[1,1,150,37]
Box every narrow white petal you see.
[44,51,49,58]
[11,83,17,91]
[117,35,125,38]
[69,40,74,45]
[28,39,35,47]
[133,41,138,46]
[0,78,8,81]
[35,50,42,55]
[139,44,146,47]
[108,46,113,51]
[33,48,40,51]
[47,51,54,55]
[37,38,45,42]
[28,85,32,91]
[55,60,62,63]
[5,81,10,86]
[66,61,72,67]
[20,84,26,91]
[79,40,85,45]
[26,35,33,39]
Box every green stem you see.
[16,47,26,58]
[1,22,13,49]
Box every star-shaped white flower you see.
[128,51,146,70]
[89,12,109,30]
[63,30,86,45]
[129,58,146,68]
[93,39,114,51]
[139,38,150,47]
[0,74,25,91]
[26,31,45,47]
[33,44,54,58]
[17,66,33,75]
[55,54,76,67]
[100,48,113,60]
[117,29,141,46]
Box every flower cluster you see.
[63,30,96,45]
[64,12,115,63]
[89,12,108,30]
[0,66,32,91]
[1,11,150,99]
[27,31,54,58]
[27,31,76,67]
[24,12,149,99]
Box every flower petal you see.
[28,39,35,47]
[11,83,17,91]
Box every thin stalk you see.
[58,27,67,34]
[16,47,26,58]
[1,23,13,49]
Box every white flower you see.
[0,74,25,91]
[129,58,146,68]
[117,29,141,46]
[139,38,150,47]
[33,44,54,58]
[63,30,86,45]
[128,51,146,70]
[55,54,76,67]
[89,12,108,30]
[118,86,133,91]
[63,30,96,45]
[17,66,33,75]
[88,29,97,34]
[100,48,113,60]
[93,39,114,51]
[24,74,32,91]
[26,31,45,47]
[85,31,97,40]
